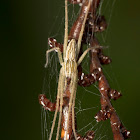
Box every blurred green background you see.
[1,0,140,139]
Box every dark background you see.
[1,0,140,140]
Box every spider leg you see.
[77,47,111,87]
[77,0,91,55]
[45,47,63,68]
[63,0,68,60]
[38,94,56,111]
[77,47,100,66]
[66,72,78,140]
[56,68,65,140]
[72,78,77,139]
[77,47,103,87]
[48,38,63,52]
[49,68,63,140]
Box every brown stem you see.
[89,38,130,140]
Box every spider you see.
[39,0,100,139]
[39,0,131,139]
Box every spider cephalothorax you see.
[64,39,77,78]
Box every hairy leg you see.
[78,46,101,66]
[49,68,63,140]
[45,47,63,68]
[77,0,91,55]
[66,72,78,140]
[56,68,65,140]
[72,78,77,139]
[63,0,68,59]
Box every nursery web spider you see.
[39,0,100,140]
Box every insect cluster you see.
[39,0,130,140]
